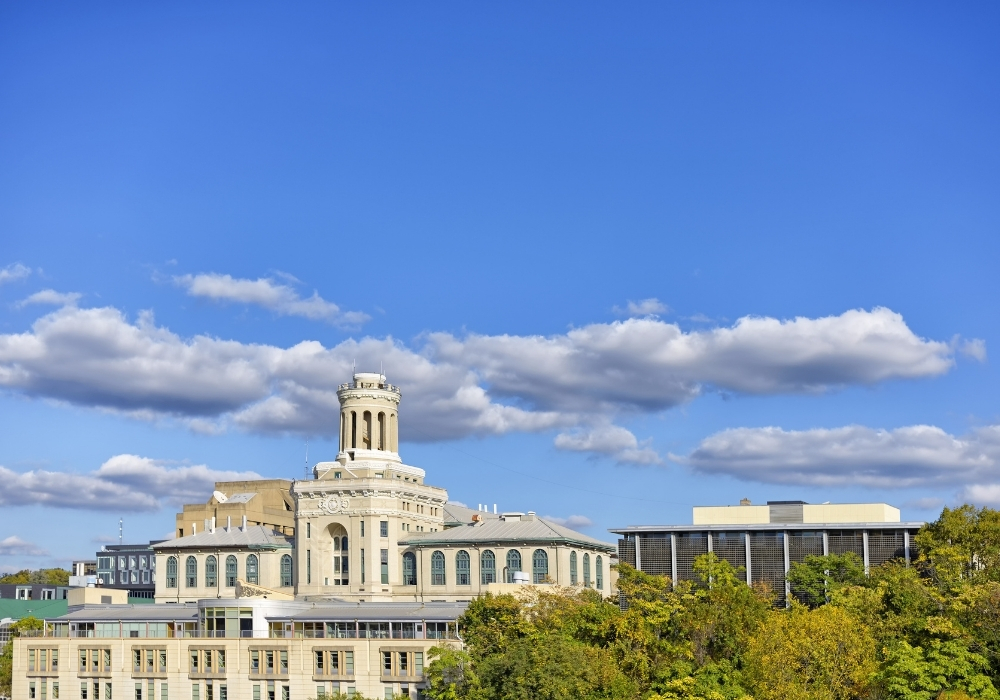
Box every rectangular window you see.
[134,650,141,672]
[135,683,142,700]
[360,522,365,537]
[29,649,35,672]
[330,651,340,675]
[217,650,225,671]
[130,557,137,569]
[105,683,112,700]
[381,549,389,585]
[281,687,289,700]
[161,685,167,700]
[146,650,153,673]
[316,687,325,700]
[266,651,274,674]
[82,683,88,699]
[382,651,392,675]
[206,684,213,700]
[385,690,393,700]
[103,650,111,673]
[192,685,199,700]
[159,651,167,673]
[380,521,388,538]
[140,556,147,569]
[398,652,408,674]
[119,557,126,569]
[345,652,354,675]
[414,652,423,675]
[307,523,311,539]
[361,550,365,584]
[250,651,259,672]
[280,651,288,674]
[307,550,311,585]
[29,682,35,699]
[190,651,199,673]
[253,687,260,700]
[219,686,227,700]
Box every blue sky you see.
[1,2,998,573]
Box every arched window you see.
[280,554,293,587]
[431,551,446,585]
[596,556,604,590]
[225,556,237,587]
[205,555,217,588]
[583,553,591,588]
[456,551,471,586]
[402,552,417,586]
[505,550,521,583]
[166,556,177,588]
[480,550,496,585]
[246,554,259,585]
[532,549,549,583]
[570,551,578,585]
[185,556,197,588]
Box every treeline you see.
[0,568,70,585]
[423,505,1000,700]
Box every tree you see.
[877,639,1000,700]
[425,645,480,700]
[787,552,866,607]
[915,506,1000,590]
[742,604,877,700]
[0,568,70,585]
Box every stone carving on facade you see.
[318,496,350,514]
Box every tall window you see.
[596,555,604,590]
[456,551,471,586]
[166,557,177,588]
[380,521,388,538]
[431,551,446,585]
[380,549,389,585]
[532,549,548,583]
[185,557,197,588]
[583,553,591,588]
[205,556,217,588]
[480,550,496,584]
[225,556,237,587]
[246,554,259,585]
[505,550,521,583]
[280,555,293,587]
[570,552,578,585]
[402,552,417,586]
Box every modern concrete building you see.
[612,499,923,606]
[175,481,296,540]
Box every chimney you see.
[478,504,482,511]
[192,522,197,535]
[525,511,536,522]
[740,498,752,506]
[493,504,497,514]
[204,519,209,533]
[211,517,216,533]
[227,516,232,531]
[242,515,248,531]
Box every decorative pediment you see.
[235,579,294,600]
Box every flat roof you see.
[610,521,926,535]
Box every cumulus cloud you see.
[959,338,988,362]
[175,273,369,327]
[544,514,594,530]
[0,304,974,462]
[15,289,82,308]
[0,454,261,512]
[0,263,31,285]
[0,536,48,556]
[680,423,1000,496]
[555,424,661,465]
[614,298,669,317]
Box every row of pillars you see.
[340,409,399,452]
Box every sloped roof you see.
[399,516,615,552]
[443,502,499,526]
[224,493,257,504]
[154,525,293,551]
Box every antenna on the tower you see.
[119,518,123,545]
[304,441,310,480]
[380,360,383,377]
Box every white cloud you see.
[15,289,82,308]
[0,536,48,556]
[555,424,661,465]
[0,304,974,463]
[0,263,31,285]
[544,514,594,530]
[614,298,669,317]
[447,500,468,508]
[175,273,369,327]
[0,454,261,512]
[679,423,1000,493]
[959,338,988,362]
